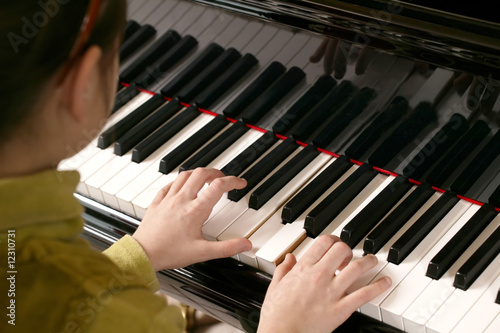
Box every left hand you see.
[133,168,252,271]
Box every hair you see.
[0,0,126,141]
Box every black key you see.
[177,48,241,103]
[292,80,356,143]
[388,191,459,265]
[223,62,286,119]
[426,203,497,280]
[159,115,228,174]
[228,138,297,202]
[249,145,320,210]
[313,87,376,149]
[364,183,435,254]
[221,132,278,176]
[426,120,490,187]
[112,84,140,114]
[194,54,258,109]
[489,184,500,207]
[124,20,141,41]
[272,75,337,135]
[282,155,351,224]
[403,113,469,181]
[120,24,156,62]
[496,288,500,304]
[242,67,306,125]
[341,176,413,248]
[454,224,500,290]
[160,43,224,98]
[369,102,437,168]
[132,106,200,163]
[179,121,249,172]
[98,94,165,149]
[304,163,377,238]
[135,35,198,89]
[345,96,409,160]
[114,100,182,156]
[119,30,181,83]
[451,129,500,195]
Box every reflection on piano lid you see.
[66,0,500,332]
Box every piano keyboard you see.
[65,0,500,332]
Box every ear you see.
[63,46,103,125]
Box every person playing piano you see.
[0,0,391,332]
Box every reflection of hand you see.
[133,168,251,271]
[257,235,391,333]
[310,38,376,79]
[454,73,500,115]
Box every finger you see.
[317,240,352,276]
[269,253,297,290]
[151,182,173,206]
[323,39,338,75]
[181,168,226,199]
[196,175,247,208]
[168,170,193,196]
[299,235,338,266]
[333,41,351,79]
[334,254,378,288]
[355,47,376,75]
[197,238,252,262]
[336,276,391,319]
[310,38,329,63]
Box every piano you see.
[61,0,500,332]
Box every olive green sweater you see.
[0,169,185,332]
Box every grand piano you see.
[63,0,500,332]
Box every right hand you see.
[257,235,391,333]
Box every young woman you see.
[0,1,391,332]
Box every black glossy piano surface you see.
[68,0,500,332]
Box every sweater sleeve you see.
[86,286,186,333]
[102,234,160,292]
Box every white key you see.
[451,274,500,333]
[131,0,162,23]
[484,312,500,333]
[115,113,214,215]
[148,0,192,29]
[425,219,500,333]
[217,153,331,241]
[142,0,179,26]
[76,148,116,196]
[373,201,475,328]
[213,17,247,47]
[238,212,286,268]
[257,220,307,274]
[128,0,146,16]
[85,149,134,203]
[170,6,209,36]
[256,159,357,274]
[402,205,494,333]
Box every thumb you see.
[269,253,296,290]
[201,238,252,260]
